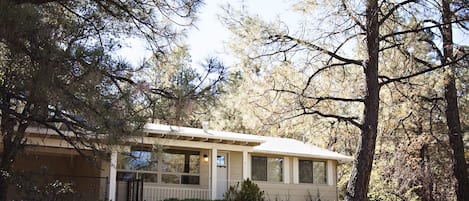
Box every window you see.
[299,160,326,184]
[117,150,158,171]
[251,156,283,182]
[161,149,200,184]
[117,148,200,185]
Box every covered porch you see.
[110,124,261,201]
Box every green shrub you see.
[224,178,265,201]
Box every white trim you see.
[144,124,265,144]
[211,148,218,199]
[283,156,290,184]
[292,157,299,184]
[327,160,334,186]
[109,151,117,201]
[128,137,254,152]
[242,151,249,180]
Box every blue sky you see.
[186,0,298,67]
[116,0,296,67]
[116,0,468,68]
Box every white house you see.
[5,123,352,201]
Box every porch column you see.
[242,151,249,180]
[109,150,117,201]
[292,157,299,184]
[327,160,335,186]
[211,148,218,199]
[283,156,290,184]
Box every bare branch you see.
[381,18,469,40]
[379,52,469,86]
[269,34,363,66]
[302,109,362,128]
[341,0,366,31]
[379,0,418,25]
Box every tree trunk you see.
[345,0,380,200]
[0,142,15,201]
[441,1,469,200]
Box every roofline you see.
[143,123,265,145]
[251,150,354,164]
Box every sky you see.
[185,0,299,67]
[116,0,468,68]
[116,0,297,68]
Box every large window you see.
[299,160,326,184]
[161,150,200,185]
[117,148,200,185]
[251,156,283,182]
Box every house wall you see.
[226,151,339,201]
[256,182,338,201]
[229,151,243,181]
[200,149,210,188]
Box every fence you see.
[142,185,210,201]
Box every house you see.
[4,123,353,201]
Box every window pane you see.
[162,174,180,184]
[299,160,313,183]
[313,161,326,184]
[162,152,185,173]
[190,154,200,173]
[118,151,157,171]
[182,175,200,185]
[141,173,158,183]
[267,158,283,182]
[217,155,226,166]
[251,156,267,181]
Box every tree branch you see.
[379,52,469,86]
[379,0,417,25]
[269,34,363,66]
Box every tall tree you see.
[142,46,228,127]
[0,0,201,200]
[222,0,468,200]
[440,0,469,199]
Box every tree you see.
[0,0,201,200]
[221,0,468,200]
[142,46,228,127]
[439,0,469,199]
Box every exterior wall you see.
[256,182,337,201]
[229,151,243,181]
[226,152,339,201]
[200,149,210,188]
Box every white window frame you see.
[117,148,201,185]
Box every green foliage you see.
[224,179,265,201]
[143,46,228,127]
[0,0,201,200]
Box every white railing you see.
[143,186,210,201]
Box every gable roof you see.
[144,123,353,163]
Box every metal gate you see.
[127,179,143,201]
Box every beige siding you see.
[226,153,340,201]
[256,182,338,201]
[199,149,210,188]
[229,151,243,181]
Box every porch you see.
[112,145,252,201]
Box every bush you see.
[224,178,265,201]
